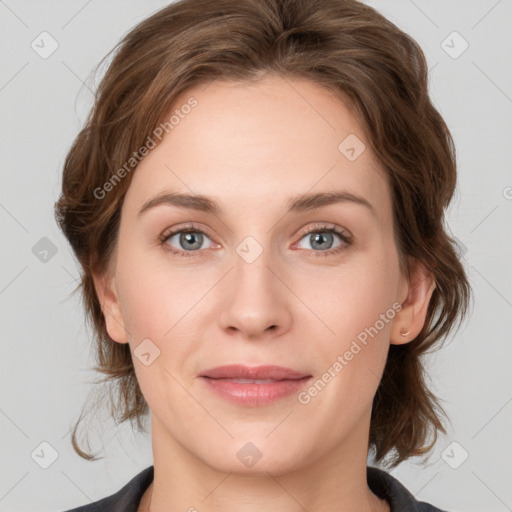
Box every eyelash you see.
[159,223,352,258]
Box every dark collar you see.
[367,466,446,511]
[65,465,445,512]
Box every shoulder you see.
[62,466,154,512]
[367,466,449,512]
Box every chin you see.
[194,435,311,477]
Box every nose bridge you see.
[218,233,291,337]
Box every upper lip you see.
[200,365,310,380]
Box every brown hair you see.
[55,0,472,468]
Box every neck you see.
[146,412,389,512]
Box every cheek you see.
[114,255,217,392]
[308,246,400,339]
[115,250,204,339]
[113,261,204,406]
[304,248,399,397]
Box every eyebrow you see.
[138,190,376,218]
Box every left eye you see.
[295,228,349,252]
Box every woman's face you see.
[95,75,432,475]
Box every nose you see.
[218,244,292,340]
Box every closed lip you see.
[200,364,310,380]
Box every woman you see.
[55,0,471,510]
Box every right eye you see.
[160,225,217,257]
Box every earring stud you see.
[400,327,410,337]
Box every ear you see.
[390,261,436,345]
[91,270,130,344]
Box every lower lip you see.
[200,377,312,406]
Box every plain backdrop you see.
[1,1,511,511]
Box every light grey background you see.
[1,1,511,511]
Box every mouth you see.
[200,364,309,380]
[199,365,312,406]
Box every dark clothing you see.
[64,465,447,512]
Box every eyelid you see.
[160,222,213,239]
[294,222,352,242]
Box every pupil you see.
[181,232,202,250]
[312,232,332,250]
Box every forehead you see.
[123,75,392,221]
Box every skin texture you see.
[93,75,436,512]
